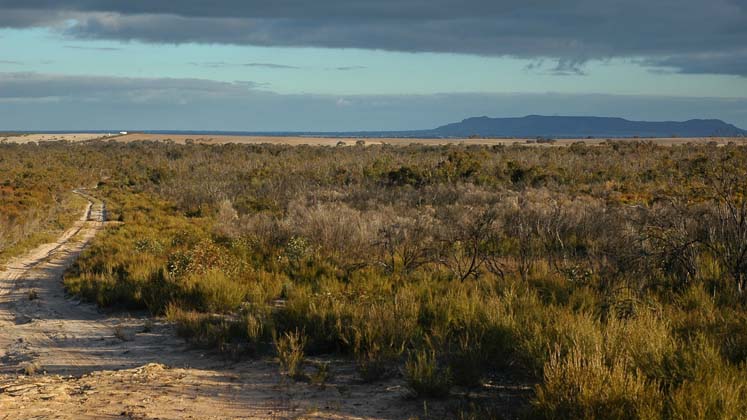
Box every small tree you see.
[503,196,542,281]
[637,197,701,290]
[376,216,434,275]
[435,208,497,281]
[701,165,747,295]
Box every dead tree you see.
[702,167,747,295]
[436,209,497,281]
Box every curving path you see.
[0,191,435,419]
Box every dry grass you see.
[21,361,44,376]
[275,330,307,380]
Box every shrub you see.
[349,288,417,380]
[448,331,487,388]
[405,342,452,398]
[166,305,237,351]
[515,308,603,374]
[309,361,332,388]
[355,340,397,382]
[188,269,247,313]
[533,347,662,419]
[22,362,43,376]
[666,368,747,419]
[275,329,307,380]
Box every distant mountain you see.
[429,115,747,138]
[21,115,745,139]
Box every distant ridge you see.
[117,116,747,138]
[6,116,746,139]
[429,115,747,138]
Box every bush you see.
[666,368,747,419]
[167,305,235,350]
[355,340,397,382]
[188,269,247,313]
[275,329,307,380]
[533,347,662,419]
[448,331,488,388]
[405,342,452,398]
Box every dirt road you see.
[0,193,446,419]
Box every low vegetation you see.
[3,139,747,418]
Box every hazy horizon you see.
[1,1,746,130]
[3,113,746,135]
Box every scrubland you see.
[0,143,98,264]
[3,139,747,419]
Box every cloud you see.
[190,62,301,69]
[1,71,746,131]
[243,62,300,69]
[523,59,587,76]
[0,72,259,103]
[330,66,367,71]
[0,1,745,76]
[0,9,70,28]
[64,45,123,51]
[192,62,365,71]
[640,52,747,77]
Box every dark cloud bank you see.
[1,0,746,76]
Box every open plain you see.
[2,132,746,147]
[2,140,747,419]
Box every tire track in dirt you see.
[0,189,108,374]
[0,190,437,419]
[0,189,202,376]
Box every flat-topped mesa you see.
[430,115,747,138]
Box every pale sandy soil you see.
[4,132,746,147]
[0,133,116,143]
[116,134,747,147]
[0,191,532,419]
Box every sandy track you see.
[0,192,473,419]
[0,133,115,143]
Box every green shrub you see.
[355,340,397,382]
[533,347,662,420]
[188,269,247,313]
[448,331,487,388]
[405,342,452,398]
[515,307,603,374]
[666,368,747,420]
[275,329,307,380]
[309,361,332,388]
[603,309,676,382]
[166,305,236,350]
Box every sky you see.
[1,1,746,131]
